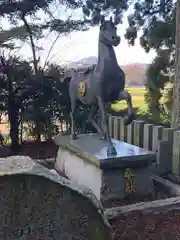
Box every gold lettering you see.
[78,80,86,97]
[124,168,136,194]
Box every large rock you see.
[0,156,113,239]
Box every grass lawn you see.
[111,87,147,111]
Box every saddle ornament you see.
[78,80,86,97]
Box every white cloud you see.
[2,4,156,66]
[42,26,156,66]
[18,24,156,66]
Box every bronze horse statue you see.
[69,16,135,156]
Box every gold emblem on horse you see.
[78,80,86,97]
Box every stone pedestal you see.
[54,133,156,204]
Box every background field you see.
[111,87,146,111]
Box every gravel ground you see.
[110,210,180,240]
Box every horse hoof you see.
[124,112,136,125]
[71,134,77,140]
[107,145,117,156]
[100,134,107,140]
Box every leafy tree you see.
[0,55,36,151]
[22,63,71,140]
[0,25,40,49]
[124,0,176,120]
[171,0,180,129]
[125,0,175,49]
[0,52,75,150]
[145,50,171,122]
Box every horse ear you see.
[100,15,105,24]
[110,16,115,25]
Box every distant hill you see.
[67,57,149,86]
[67,56,97,69]
[121,63,149,86]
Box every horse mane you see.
[84,64,96,75]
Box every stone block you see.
[113,117,120,140]
[162,128,175,143]
[152,125,164,152]
[0,156,112,239]
[101,166,154,203]
[173,131,180,176]
[108,116,113,138]
[133,121,144,147]
[161,128,175,173]
[111,116,115,138]
[127,123,134,144]
[157,140,172,174]
[143,124,154,150]
[119,119,127,142]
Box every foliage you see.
[171,1,180,129]
[160,82,173,116]
[22,63,71,140]
[0,134,11,147]
[0,55,37,151]
[0,55,34,113]
[111,87,147,111]
[0,0,134,36]
[124,0,176,120]
[0,25,40,49]
[0,53,96,149]
[125,0,175,51]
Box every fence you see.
[108,115,180,176]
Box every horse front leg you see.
[118,90,135,125]
[97,96,117,156]
[88,105,105,139]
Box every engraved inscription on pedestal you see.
[124,168,136,194]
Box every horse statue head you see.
[99,16,121,47]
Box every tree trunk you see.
[21,14,41,139]
[35,121,41,142]
[148,89,161,123]
[9,109,19,153]
[171,1,180,128]
[21,15,38,74]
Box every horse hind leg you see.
[70,98,77,140]
[118,90,136,125]
[97,96,117,156]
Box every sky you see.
[44,26,156,66]
[7,4,156,66]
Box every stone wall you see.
[108,116,180,176]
